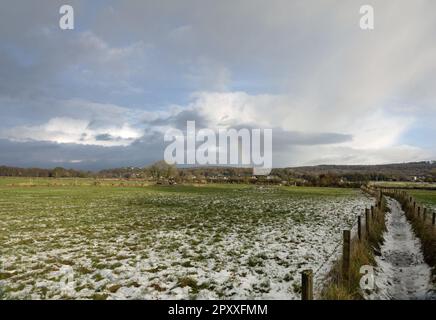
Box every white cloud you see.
[162,91,429,166]
[293,144,432,166]
[344,111,414,150]
[2,117,143,147]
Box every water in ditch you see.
[367,197,436,300]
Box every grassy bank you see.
[409,215,436,276]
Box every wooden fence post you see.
[418,206,421,218]
[358,215,362,240]
[371,205,374,219]
[432,211,435,226]
[343,230,351,283]
[423,208,427,222]
[301,269,313,300]
[365,208,370,237]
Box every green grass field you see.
[368,180,436,211]
[409,190,436,209]
[0,177,150,187]
[0,178,372,299]
[369,181,436,190]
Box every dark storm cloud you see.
[94,134,117,142]
[0,134,165,171]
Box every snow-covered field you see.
[0,184,372,300]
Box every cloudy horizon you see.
[1,0,436,170]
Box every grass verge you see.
[320,195,388,299]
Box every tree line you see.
[0,160,435,187]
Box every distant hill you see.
[287,161,436,180]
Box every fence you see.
[380,188,436,227]
[300,186,385,300]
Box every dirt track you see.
[368,198,435,300]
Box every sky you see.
[0,0,435,170]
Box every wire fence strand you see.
[311,209,366,296]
